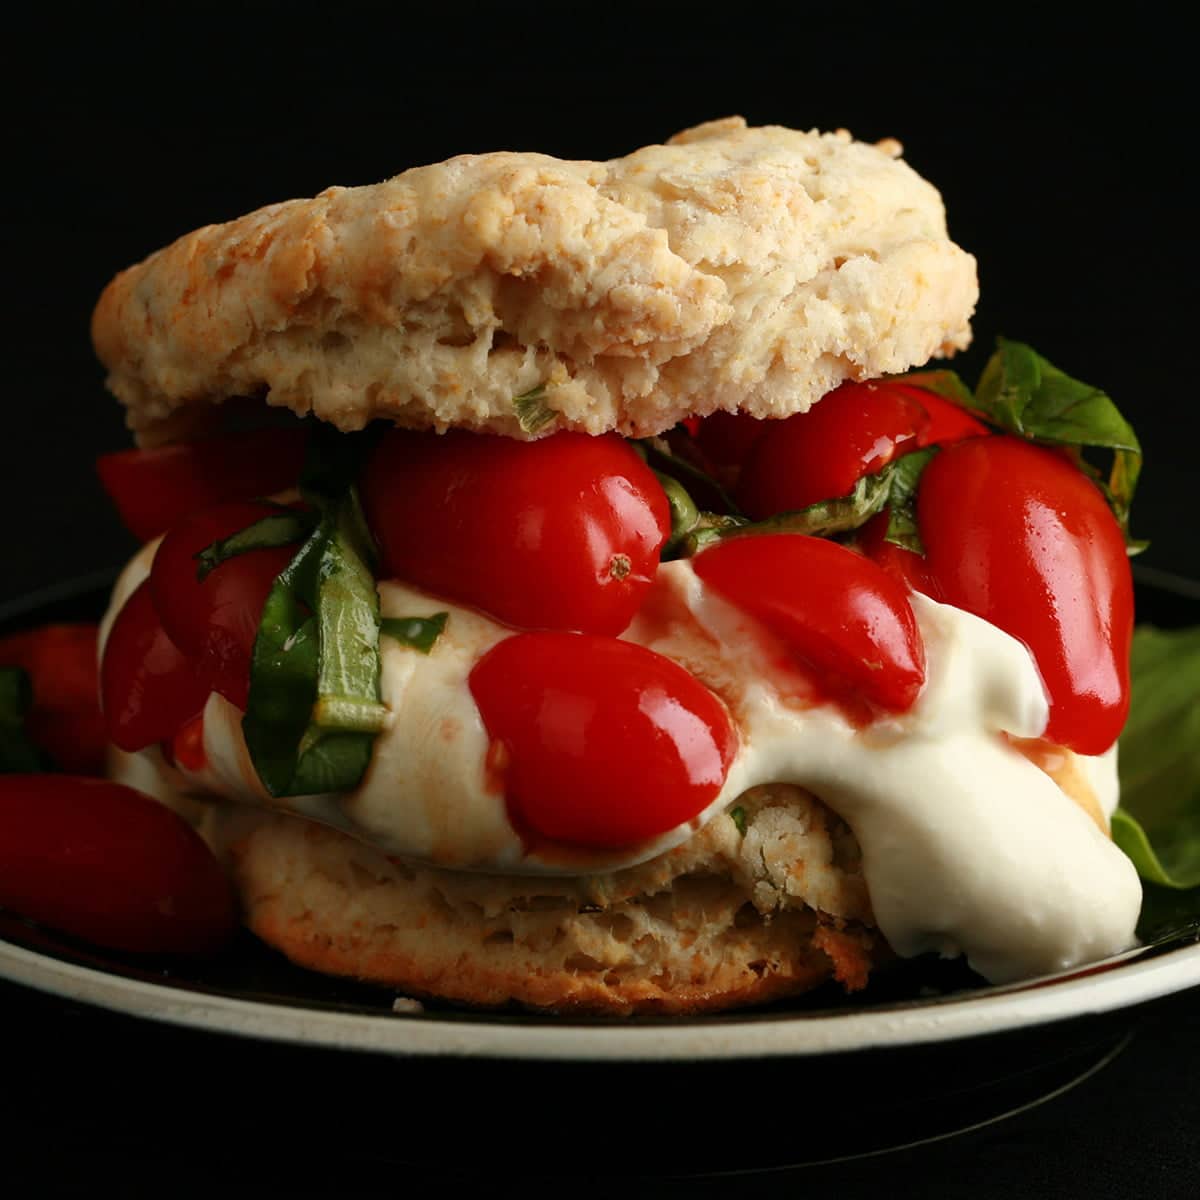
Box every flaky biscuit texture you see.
[93,117,977,443]
[206,784,878,1015]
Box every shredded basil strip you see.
[729,805,748,836]
[967,339,1144,548]
[678,449,938,556]
[514,385,555,434]
[654,471,702,560]
[0,666,49,773]
[195,510,318,580]
[380,613,449,655]
[881,447,938,554]
[241,424,387,798]
[895,368,975,409]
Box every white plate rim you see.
[2,936,1197,1062]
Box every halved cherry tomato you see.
[0,624,105,772]
[96,427,307,542]
[693,534,926,714]
[149,501,297,710]
[917,436,1133,754]
[736,382,930,519]
[0,775,235,954]
[470,633,736,848]
[100,581,210,752]
[361,430,670,636]
[855,511,942,600]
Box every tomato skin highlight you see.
[0,624,105,773]
[469,634,737,848]
[100,581,211,752]
[917,436,1133,755]
[96,427,307,542]
[694,534,926,714]
[149,501,296,710]
[362,430,671,636]
[0,775,236,954]
[736,382,929,519]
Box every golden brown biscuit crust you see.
[210,785,881,1015]
[93,117,977,445]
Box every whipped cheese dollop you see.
[102,551,1141,984]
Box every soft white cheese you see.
[100,555,1141,983]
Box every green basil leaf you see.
[881,447,938,554]
[0,666,51,774]
[972,339,1143,542]
[729,805,748,836]
[732,471,891,539]
[654,471,702,560]
[682,448,938,556]
[1112,625,1200,890]
[195,510,317,581]
[242,490,387,798]
[380,613,449,655]
[514,385,555,435]
[679,512,750,556]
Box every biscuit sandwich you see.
[90,117,1144,1014]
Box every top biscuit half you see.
[92,117,978,445]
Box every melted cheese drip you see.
[102,553,1140,983]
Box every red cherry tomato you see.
[0,624,105,773]
[737,381,930,519]
[917,436,1133,754]
[361,430,670,636]
[470,633,737,848]
[693,534,926,714]
[100,581,211,752]
[96,427,307,542]
[149,501,296,710]
[856,511,942,600]
[0,775,235,954]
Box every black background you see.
[5,9,1200,591]
[2,8,1198,1195]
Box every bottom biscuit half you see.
[205,785,883,1016]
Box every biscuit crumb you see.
[390,996,426,1015]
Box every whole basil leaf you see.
[1112,625,1200,890]
[970,339,1143,544]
